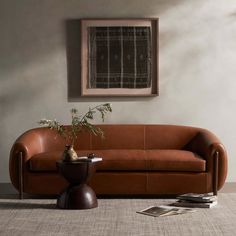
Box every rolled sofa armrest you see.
[9,127,66,192]
[185,129,228,190]
[9,129,45,191]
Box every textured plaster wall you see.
[0,0,236,182]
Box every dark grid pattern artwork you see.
[88,26,151,89]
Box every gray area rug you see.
[0,193,236,236]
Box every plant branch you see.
[38,103,112,145]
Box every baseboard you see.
[0,183,18,195]
[219,182,236,193]
[0,182,235,195]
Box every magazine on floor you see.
[172,200,218,208]
[177,193,217,203]
[137,205,195,217]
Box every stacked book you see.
[172,193,217,208]
[76,156,102,163]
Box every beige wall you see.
[1,0,236,182]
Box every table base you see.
[57,184,98,209]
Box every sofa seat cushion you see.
[92,150,147,171]
[29,149,206,172]
[29,150,148,172]
[29,150,95,172]
[147,150,206,172]
[96,149,206,172]
[29,151,62,172]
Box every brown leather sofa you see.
[9,124,227,197]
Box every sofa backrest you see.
[90,124,199,150]
[30,125,200,151]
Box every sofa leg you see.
[18,152,24,199]
[213,151,219,196]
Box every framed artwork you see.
[80,18,159,96]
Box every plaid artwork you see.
[88,26,151,89]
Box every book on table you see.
[137,205,195,217]
[76,157,103,163]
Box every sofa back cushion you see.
[145,125,198,149]
[41,127,91,151]
[92,125,145,149]
[40,124,200,151]
[91,124,199,150]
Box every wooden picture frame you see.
[80,18,159,97]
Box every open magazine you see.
[137,205,195,217]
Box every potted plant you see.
[38,103,112,161]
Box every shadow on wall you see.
[229,11,236,17]
[66,19,82,99]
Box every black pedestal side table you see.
[56,158,101,209]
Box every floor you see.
[0,182,235,199]
[1,194,236,236]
